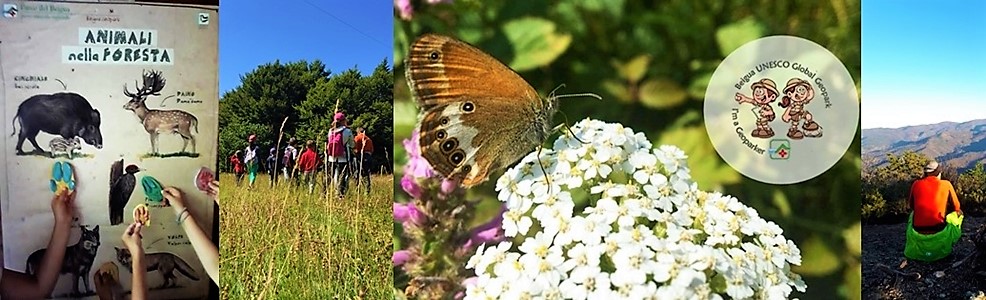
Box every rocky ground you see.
[863,216,986,299]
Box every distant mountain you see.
[862,119,986,172]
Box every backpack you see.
[327,127,348,158]
[283,146,295,166]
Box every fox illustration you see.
[26,225,101,296]
[115,247,200,288]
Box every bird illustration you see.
[109,159,140,225]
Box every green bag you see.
[904,212,963,262]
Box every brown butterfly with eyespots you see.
[405,34,599,188]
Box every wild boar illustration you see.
[11,92,104,155]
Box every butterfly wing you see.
[418,99,541,187]
[407,34,546,187]
[406,34,540,108]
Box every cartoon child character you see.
[735,78,779,138]
[779,78,822,139]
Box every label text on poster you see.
[62,28,174,65]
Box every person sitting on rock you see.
[905,160,963,262]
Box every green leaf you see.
[614,54,651,83]
[842,262,862,300]
[687,71,713,100]
[714,18,766,57]
[843,222,862,256]
[395,100,419,137]
[772,190,791,218]
[657,126,740,189]
[502,17,572,72]
[602,80,632,103]
[572,0,626,19]
[638,78,687,109]
[793,235,842,276]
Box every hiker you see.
[297,140,319,194]
[266,147,278,183]
[0,191,75,299]
[905,160,964,262]
[244,134,261,188]
[353,127,374,195]
[283,138,298,181]
[230,150,245,186]
[326,112,355,198]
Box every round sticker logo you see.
[704,35,859,185]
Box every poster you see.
[0,1,218,298]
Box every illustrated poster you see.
[0,1,218,298]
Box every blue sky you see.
[862,0,986,129]
[218,0,393,94]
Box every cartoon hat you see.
[334,112,346,121]
[751,78,778,95]
[924,161,940,173]
[784,78,811,93]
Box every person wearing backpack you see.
[230,150,245,186]
[283,138,298,181]
[326,112,355,198]
[352,127,374,195]
[297,140,319,194]
[266,147,277,184]
[244,134,261,189]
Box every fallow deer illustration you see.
[123,70,199,154]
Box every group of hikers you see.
[228,112,375,197]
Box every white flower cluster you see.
[464,119,806,300]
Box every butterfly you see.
[405,34,598,188]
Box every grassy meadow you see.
[219,172,394,299]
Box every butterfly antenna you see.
[549,84,601,101]
[553,92,602,101]
[536,146,553,194]
[559,111,589,145]
[549,84,568,98]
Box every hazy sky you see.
[218,0,392,94]
[862,0,986,129]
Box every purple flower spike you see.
[393,250,412,266]
[401,175,423,199]
[394,0,413,20]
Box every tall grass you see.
[219,173,393,299]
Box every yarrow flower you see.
[466,119,807,299]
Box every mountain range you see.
[862,119,986,172]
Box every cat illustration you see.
[26,225,101,296]
[115,247,200,288]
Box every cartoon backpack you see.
[327,128,348,158]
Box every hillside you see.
[862,119,986,172]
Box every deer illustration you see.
[123,70,199,154]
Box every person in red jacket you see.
[296,140,319,194]
[230,150,245,186]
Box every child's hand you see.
[121,222,143,254]
[163,187,187,216]
[207,181,219,204]
[51,190,76,226]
